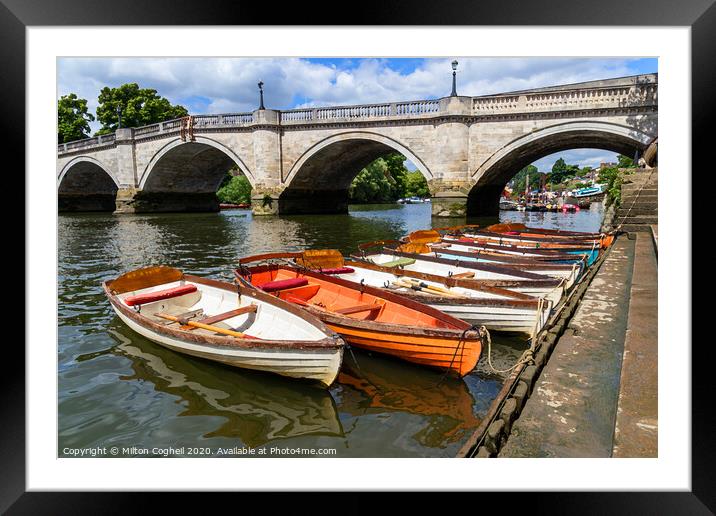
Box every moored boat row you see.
[103,222,614,388]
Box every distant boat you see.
[499,199,519,211]
[398,197,428,204]
[573,185,605,198]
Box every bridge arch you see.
[467,121,654,216]
[139,136,255,191]
[58,156,120,212]
[280,131,432,214]
[136,136,255,212]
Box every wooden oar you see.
[154,312,254,339]
[395,278,466,298]
[402,278,467,298]
[391,279,443,296]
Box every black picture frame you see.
[9,0,709,512]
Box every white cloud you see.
[57,57,650,172]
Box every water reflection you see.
[106,319,344,448]
[338,351,482,450]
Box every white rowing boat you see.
[357,251,576,298]
[337,260,553,335]
[103,266,344,387]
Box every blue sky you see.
[58,57,657,172]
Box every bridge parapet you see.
[59,133,116,153]
[473,80,657,116]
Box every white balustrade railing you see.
[395,100,440,115]
[473,83,658,115]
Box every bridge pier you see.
[431,192,469,217]
[114,188,220,213]
[59,193,117,212]
[277,189,349,216]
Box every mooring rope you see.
[435,324,481,387]
[484,296,544,376]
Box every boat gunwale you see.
[448,232,602,252]
[102,274,344,352]
[459,227,606,242]
[342,258,546,305]
[440,236,597,254]
[380,246,581,269]
[357,248,573,282]
[430,243,591,262]
[456,230,602,246]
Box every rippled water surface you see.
[58,202,604,457]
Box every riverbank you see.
[497,232,658,457]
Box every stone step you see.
[618,215,659,225]
[619,223,654,233]
[617,207,658,216]
[621,186,658,194]
[618,202,659,212]
[621,194,658,203]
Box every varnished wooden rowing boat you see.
[389,230,598,266]
[235,257,486,377]
[236,251,554,335]
[103,265,344,387]
[355,245,582,287]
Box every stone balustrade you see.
[473,82,658,116]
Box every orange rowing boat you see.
[235,256,485,377]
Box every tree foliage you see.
[617,154,635,168]
[549,157,580,185]
[95,83,188,135]
[510,165,542,196]
[58,93,95,143]
[348,153,430,203]
[404,171,430,198]
[216,172,252,204]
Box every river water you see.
[58,201,605,458]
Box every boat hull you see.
[111,305,343,387]
[325,320,481,377]
[104,269,344,387]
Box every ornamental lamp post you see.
[450,60,458,97]
[258,81,265,110]
[116,105,122,129]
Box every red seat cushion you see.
[316,267,355,275]
[258,277,308,292]
[124,284,198,306]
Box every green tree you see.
[384,153,408,196]
[617,154,636,168]
[95,83,188,134]
[348,153,423,203]
[217,172,252,204]
[510,165,541,197]
[404,171,430,198]
[549,157,580,185]
[57,93,95,143]
[349,159,396,203]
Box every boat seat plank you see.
[276,284,321,301]
[335,303,383,315]
[381,257,416,268]
[182,304,257,330]
[158,308,203,325]
[451,272,475,279]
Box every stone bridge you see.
[57,73,657,217]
